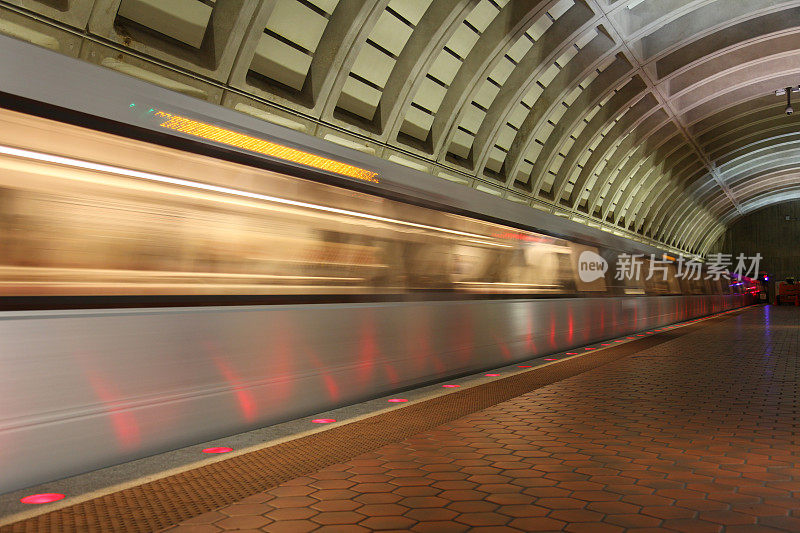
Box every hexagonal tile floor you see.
[161,305,800,532]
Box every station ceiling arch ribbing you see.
[2,0,799,255]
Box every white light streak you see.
[0,144,507,243]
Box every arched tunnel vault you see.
[2,0,799,256]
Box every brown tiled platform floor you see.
[167,305,800,533]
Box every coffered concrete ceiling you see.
[1,0,798,255]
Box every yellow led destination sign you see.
[152,111,379,183]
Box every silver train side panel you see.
[0,296,752,493]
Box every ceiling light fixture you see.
[775,86,799,116]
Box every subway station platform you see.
[4,304,800,533]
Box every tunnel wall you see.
[716,200,800,281]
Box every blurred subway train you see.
[0,36,758,495]
[0,107,751,302]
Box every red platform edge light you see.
[388,398,408,403]
[485,373,500,377]
[566,352,578,355]
[544,358,557,361]
[20,493,65,504]
[202,447,233,454]
[442,384,460,388]
[312,418,336,423]
[518,365,532,368]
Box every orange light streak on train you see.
[153,111,380,183]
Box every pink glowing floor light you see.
[203,447,233,454]
[21,493,64,504]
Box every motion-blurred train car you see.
[0,166,751,299]
[0,35,758,494]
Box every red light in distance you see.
[203,447,233,454]
[388,398,408,403]
[442,384,460,388]
[312,418,336,423]
[21,493,64,504]
[491,232,552,243]
[544,358,557,361]
[518,365,532,368]
[485,373,500,377]
[585,347,594,350]
[566,352,578,355]
[601,343,611,346]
